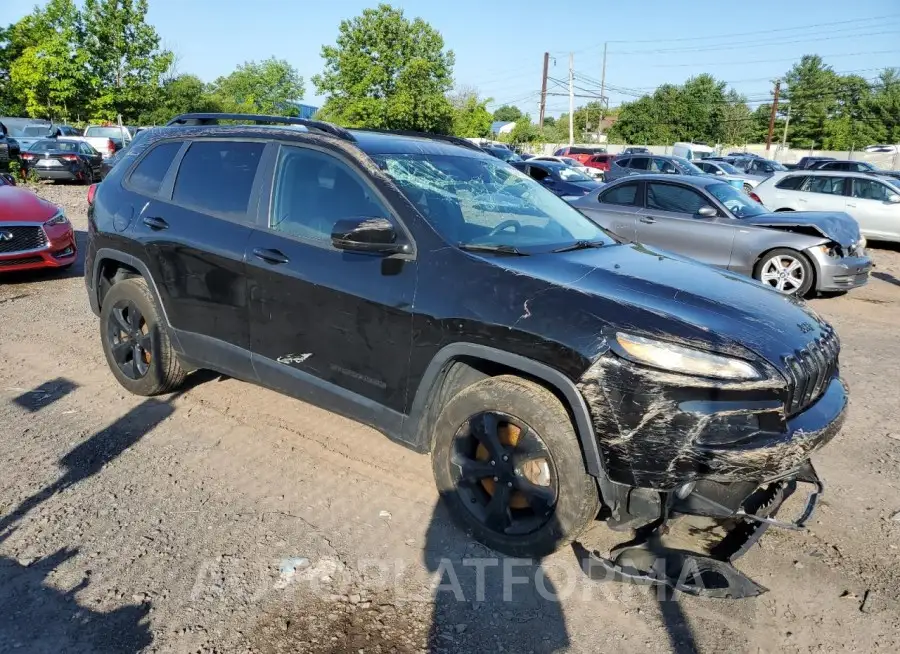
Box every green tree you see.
[312,4,454,133]
[492,105,522,123]
[138,74,223,125]
[782,55,840,149]
[720,90,752,146]
[82,0,173,121]
[6,0,89,119]
[210,58,304,115]
[507,114,538,144]
[542,116,556,127]
[449,89,493,137]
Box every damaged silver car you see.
[572,174,872,295]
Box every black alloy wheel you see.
[450,411,558,536]
[106,300,152,380]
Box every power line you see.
[609,25,900,56]
[559,13,900,54]
[651,48,900,68]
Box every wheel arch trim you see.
[404,342,606,478]
[91,248,172,328]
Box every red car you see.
[552,146,608,164]
[0,179,76,273]
[584,153,616,173]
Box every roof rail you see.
[165,113,356,142]
[361,128,486,153]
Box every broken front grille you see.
[783,331,840,416]
[0,226,47,254]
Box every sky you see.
[2,0,899,118]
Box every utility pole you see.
[597,42,607,143]
[568,53,575,145]
[766,79,781,152]
[780,104,791,154]
[538,52,549,128]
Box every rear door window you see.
[775,175,808,190]
[172,140,265,219]
[616,157,632,168]
[803,176,846,196]
[128,141,183,197]
[629,156,650,170]
[647,183,709,214]
[599,182,641,206]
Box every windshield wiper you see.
[458,243,529,256]
[551,240,606,253]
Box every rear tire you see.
[100,277,186,396]
[431,375,599,558]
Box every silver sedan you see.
[571,174,872,296]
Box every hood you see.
[492,242,831,368]
[743,211,861,249]
[0,186,58,223]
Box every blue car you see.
[511,160,601,200]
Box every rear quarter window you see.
[775,175,807,190]
[599,182,641,206]
[128,141,183,196]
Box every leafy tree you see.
[82,0,173,121]
[507,114,538,144]
[313,4,454,133]
[210,58,304,115]
[492,105,522,123]
[720,90,752,146]
[542,116,556,127]
[449,89,493,137]
[138,74,223,125]
[7,0,89,119]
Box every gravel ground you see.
[1,183,900,653]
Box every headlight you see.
[615,332,761,380]
[44,209,69,227]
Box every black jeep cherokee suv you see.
[86,113,846,594]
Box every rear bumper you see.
[32,168,79,181]
[0,225,76,273]
[810,250,872,291]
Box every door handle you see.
[846,203,857,208]
[142,215,168,230]
[253,247,290,265]
[639,216,657,224]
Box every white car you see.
[529,155,602,179]
[694,160,760,193]
[753,170,900,243]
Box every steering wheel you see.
[488,220,521,237]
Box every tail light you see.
[749,192,762,203]
[61,154,79,161]
[106,139,115,156]
[87,183,98,206]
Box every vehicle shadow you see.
[422,496,570,653]
[0,391,179,542]
[872,271,900,288]
[0,548,152,654]
[0,229,87,284]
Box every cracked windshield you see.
[373,153,612,252]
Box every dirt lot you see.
[1,183,900,654]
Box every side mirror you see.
[697,205,717,218]
[888,194,900,204]
[331,217,408,254]
[715,170,725,176]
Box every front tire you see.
[431,375,599,558]
[754,248,814,296]
[100,277,186,396]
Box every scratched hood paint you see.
[742,211,861,249]
[492,242,828,367]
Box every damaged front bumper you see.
[578,352,847,490]
[581,461,825,599]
